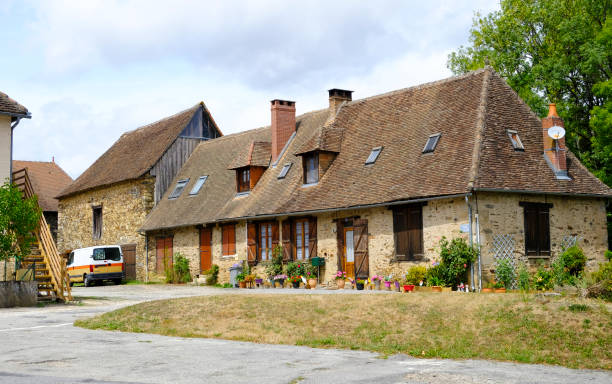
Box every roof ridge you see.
[122,103,200,136]
[346,68,488,107]
[468,66,492,189]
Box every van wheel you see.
[113,279,122,285]
[84,275,93,287]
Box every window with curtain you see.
[295,219,310,260]
[260,223,273,261]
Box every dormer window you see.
[278,163,292,179]
[365,147,382,165]
[189,176,208,195]
[169,179,189,199]
[237,168,250,193]
[507,129,524,151]
[303,153,319,184]
[422,134,441,153]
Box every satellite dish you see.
[548,126,565,140]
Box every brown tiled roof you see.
[0,91,29,118]
[58,103,218,198]
[228,141,271,169]
[141,68,611,231]
[294,126,343,155]
[12,161,73,212]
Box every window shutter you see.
[272,221,279,250]
[282,220,292,262]
[393,209,408,260]
[524,206,539,256]
[166,237,173,270]
[156,238,165,273]
[308,217,317,259]
[336,220,344,271]
[353,218,369,279]
[247,223,257,266]
[538,208,550,256]
[407,206,423,259]
[228,225,236,255]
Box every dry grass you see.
[76,293,612,370]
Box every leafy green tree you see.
[0,182,41,263]
[448,0,611,184]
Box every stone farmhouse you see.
[56,103,222,280]
[12,160,73,242]
[0,91,30,183]
[140,67,610,287]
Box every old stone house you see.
[141,68,611,288]
[0,91,30,183]
[12,160,73,242]
[57,103,222,280]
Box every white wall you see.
[0,115,11,184]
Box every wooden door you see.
[120,244,136,280]
[353,218,369,279]
[156,237,173,273]
[200,228,212,273]
[342,227,355,278]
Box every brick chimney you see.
[541,103,568,178]
[328,89,353,117]
[271,99,296,162]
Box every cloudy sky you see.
[2,0,499,179]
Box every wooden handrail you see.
[12,168,72,301]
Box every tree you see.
[448,0,611,186]
[0,182,41,263]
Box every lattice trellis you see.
[560,235,580,252]
[491,234,518,289]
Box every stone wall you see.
[475,192,608,282]
[58,177,154,280]
[0,281,37,308]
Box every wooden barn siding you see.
[151,137,202,204]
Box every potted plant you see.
[236,271,247,288]
[371,275,383,290]
[266,247,284,287]
[383,275,393,290]
[481,282,494,293]
[288,275,301,289]
[274,274,287,288]
[335,271,347,289]
[304,264,318,289]
[427,276,443,292]
[438,237,478,290]
[254,277,263,288]
[494,258,514,293]
[244,274,256,288]
[426,262,445,292]
[402,280,415,292]
[405,265,426,292]
[355,279,366,290]
[394,280,401,292]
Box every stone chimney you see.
[328,89,353,117]
[541,103,568,177]
[271,99,296,163]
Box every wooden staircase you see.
[12,168,72,302]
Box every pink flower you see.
[463,263,467,268]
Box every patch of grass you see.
[75,293,612,370]
[568,303,590,312]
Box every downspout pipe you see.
[9,117,23,184]
[465,194,474,291]
[476,212,482,291]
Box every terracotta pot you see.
[337,279,346,289]
[495,288,507,293]
[403,284,415,292]
[431,286,442,292]
[239,281,247,289]
[481,288,494,293]
[308,278,317,289]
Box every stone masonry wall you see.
[475,192,608,283]
[58,177,154,280]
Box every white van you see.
[67,245,124,286]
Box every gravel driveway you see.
[0,284,610,384]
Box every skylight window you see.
[189,176,208,195]
[169,179,189,199]
[422,134,441,153]
[365,147,382,165]
[278,163,292,179]
[507,130,524,151]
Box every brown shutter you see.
[524,206,538,256]
[167,237,173,270]
[353,218,369,279]
[282,220,292,262]
[228,225,236,255]
[393,209,408,260]
[271,221,280,250]
[247,222,257,266]
[308,217,317,259]
[407,206,423,259]
[156,238,164,273]
[538,208,550,256]
[221,226,227,255]
[336,220,344,271]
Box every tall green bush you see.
[438,237,478,287]
[494,258,515,289]
[165,253,192,283]
[0,182,41,263]
[405,265,427,285]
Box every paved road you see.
[0,284,610,384]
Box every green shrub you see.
[286,261,307,277]
[173,253,192,283]
[517,262,531,291]
[405,265,427,285]
[265,245,284,278]
[533,267,554,291]
[494,258,515,289]
[605,250,612,261]
[202,264,219,285]
[559,246,587,276]
[438,237,477,287]
[589,260,612,301]
[425,263,446,286]
[568,303,589,312]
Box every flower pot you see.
[431,286,442,292]
[337,279,346,289]
[394,281,401,292]
[239,281,247,289]
[255,279,263,288]
[442,287,452,293]
[481,288,494,293]
[374,280,381,290]
[495,288,507,293]
[403,284,415,292]
[292,281,300,289]
[384,281,392,290]
[356,282,365,290]
[308,278,317,289]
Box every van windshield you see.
[93,248,121,261]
